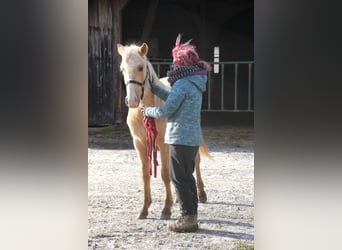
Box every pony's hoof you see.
[160,212,171,220]
[198,191,207,203]
[137,212,148,219]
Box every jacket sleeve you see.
[144,81,185,118]
[150,82,170,101]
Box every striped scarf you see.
[167,65,204,86]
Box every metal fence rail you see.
[151,61,254,112]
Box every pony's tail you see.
[199,136,212,159]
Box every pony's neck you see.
[147,61,167,86]
[140,86,154,107]
[139,61,155,107]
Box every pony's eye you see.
[138,66,143,72]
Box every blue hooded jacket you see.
[144,74,207,146]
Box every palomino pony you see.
[117,42,209,219]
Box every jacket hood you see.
[188,74,207,93]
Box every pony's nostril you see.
[125,96,139,107]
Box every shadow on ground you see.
[88,124,254,153]
[197,228,254,240]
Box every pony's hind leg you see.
[195,152,207,203]
[158,142,173,219]
[134,140,152,219]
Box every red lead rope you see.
[143,116,159,177]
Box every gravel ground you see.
[88,124,254,249]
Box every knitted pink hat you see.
[172,34,211,71]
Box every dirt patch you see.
[88,124,254,249]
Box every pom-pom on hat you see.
[171,34,211,71]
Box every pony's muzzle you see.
[125,95,140,108]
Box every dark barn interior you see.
[88,0,254,126]
[122,0,253,61]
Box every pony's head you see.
[117,43,150,108]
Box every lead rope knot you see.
[143,116,159,177]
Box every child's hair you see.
[172,34,211,71]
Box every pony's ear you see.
[138,43,148,56]
[117,43,125,56]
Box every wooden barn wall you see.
[88,0,114,125]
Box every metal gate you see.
[151,61,254,112]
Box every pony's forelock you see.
[120,44,147,68]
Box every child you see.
[142,34,211,232]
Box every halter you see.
[125,65,151,100]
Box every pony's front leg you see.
[195,152,207,203]
[134,140,152,219]
[158,142,173,219]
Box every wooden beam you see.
[112,0,130,123]
[141,0,159,42]
[118,0,130,11]
[198,0,208,59]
